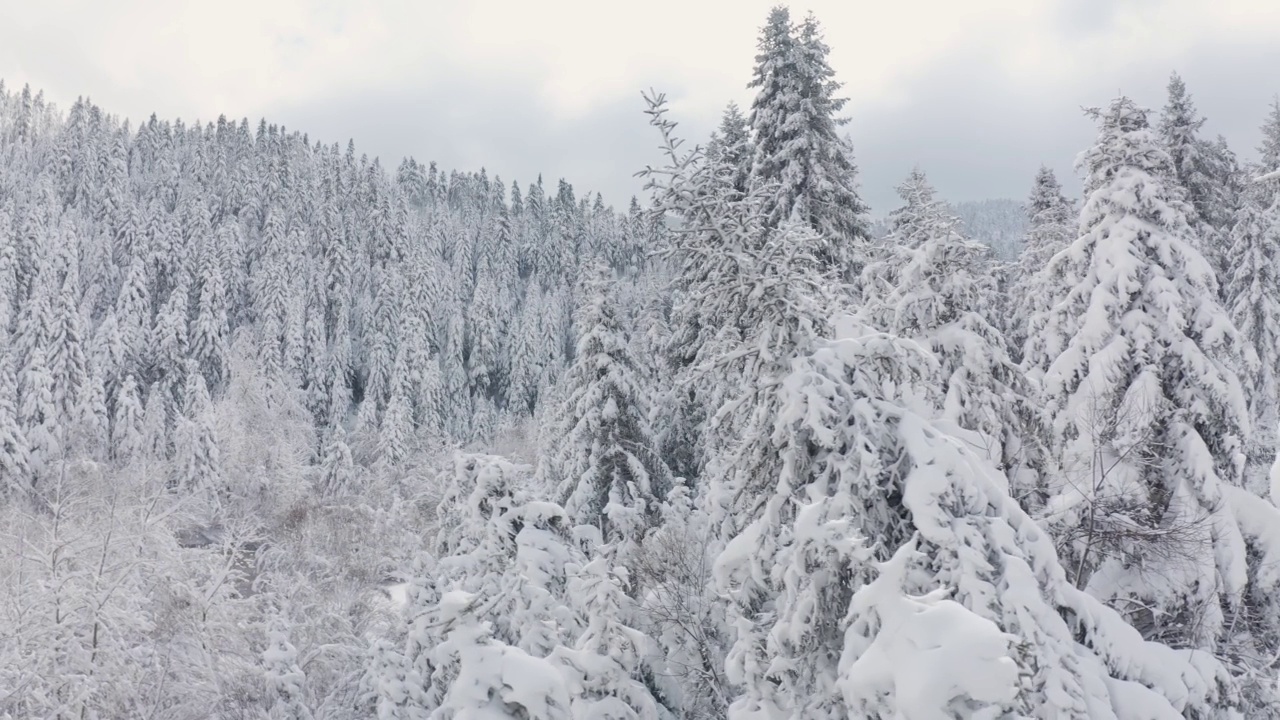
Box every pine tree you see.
[19,345,59,483]
[91,311,125,396]
[0,206,17,336]
[1029,97,1259,660]
[550,557,674,719]
[175,360,221,504]
[1158,73,1236,278]
[545,261,670,558]
[880,168,945,249]
[861,169,1050,502]
[142,379,171,461]
[318,424,356,497]
[191,264,230,391]
[431,452,581,656]
[73,368,109,461]
[377,384,413,467]
[705,102,751,196]
[0,354,32,497]
[644,87,1242,720]
[746,7,868,276]
[115,255,152,379]
[1227,183,1280,458]
[1259,97,1280,178]
[150,280,189,388]
[111,374,146,464]
[46,258,89,428]
[1009,166,1075,360]
[424,591,572,720]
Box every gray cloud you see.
[7,1,1280,221]
[261,35,1280,221]
[843,37,1280,213]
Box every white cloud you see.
[1,0,1277,206]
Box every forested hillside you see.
[5,5,1280,719]
[952,198,1027,260]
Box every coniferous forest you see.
[5,6,1280,719]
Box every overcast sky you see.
[3,0,1279,213]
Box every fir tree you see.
[1009,166,1075,361]
[544,261,670,559]
[19,345,59,482]
[1259,97,1280,178]
[551,557,674,719]
[1158,72,1236,278]
[111,374,146,464]
[318,424,356,497]
[0,354,31,497]
[705,102,751,197]
[1227,183,1280,456]
[424,591,572,720]
[1030,97,1259,662]
[747,7,868,276]
[175,361,221,504]
[263,613,313,720]
[861,169,1050,502]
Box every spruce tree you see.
[1030,97,1260,660]
[175,360,221,504]
[19,345,58,483]
[550,557,674,719]
[0,354,31,497]
[318,424,356,497]
[47,258,88,429]
[1158,73,1237,278]
[424,591,572,720]
[746,7,868,276]
[191,264,230,391]
[111,374,146,464]
[115,255,151,379]
[262,614,313,720]
[861,169,1050,502]
[705,102,751,196]
[1009,166,1075,361]
[1226,182,1280,456]
[1259,97,1280,178]
[543,261,669,559]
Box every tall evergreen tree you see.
[1227,182,1280,454]
[747,7,868,276]
[1259,97,1280,178]
[262,614,313,720]
[1030,97,1260,662]
[861,170,1049,501]
[0,354,31,498]
[1158,73,1237,279]
[1009,166,1075,361]
[18,342,59,485]
[543,261,670,558]
[645,91,1234,720]
[111,373,146,464]
[705,102,751,196]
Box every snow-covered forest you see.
[4,4,1280,718]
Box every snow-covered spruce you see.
[746,6,869,279]
[1009,166,1076,362]
[540,259,671,564]
[1226,183,1280,461]
[1027,98,1276,701]
[1157,72,1242,282]
[860,168,1051,507]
